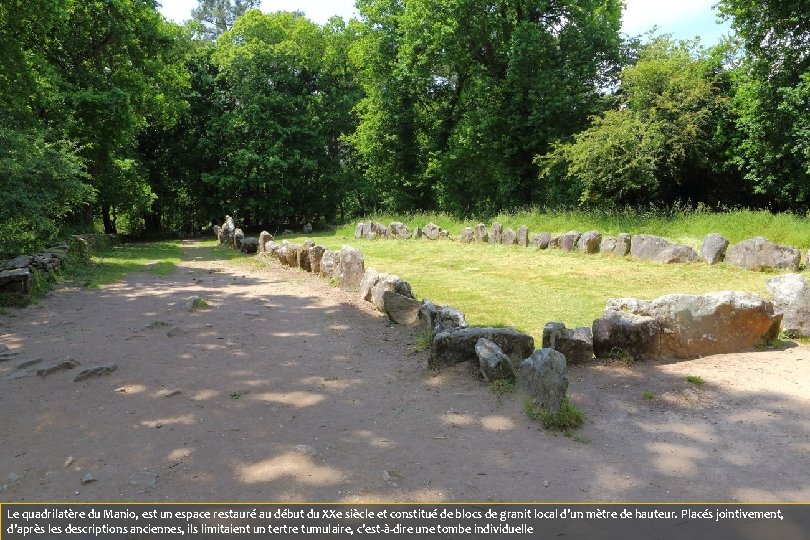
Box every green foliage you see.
[540,37,743,207]
[191,297,210,309]
[490,378,516,397]
[642,390,656,400]
[411,327,434,353]
[685,375,705,385]
[190,0,261,41]
[524,396,585,431]
[0,128,94,257]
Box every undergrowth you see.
[524,395,585,432]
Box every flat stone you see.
[74,364,118,382]
[430,327,534,368]
[475,338,515,382]
[241,310,261,317]
[166,326,187,338]
[80,473,97,485]
[36,357,80,377]
[726,237,800,272]
[383,291,421,325]
[129,471,157,488]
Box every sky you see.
[158,0,732,44]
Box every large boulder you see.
[258,231,273,254]
[474,223,488,243]
[354,222,368,239]
[240,237,259,254]
[516,349,568,415]
[370,274,413,311]
[423,223,447,240]
[0,255,33,272]
[336,246,364,291]
[419,301,468,334]
[578,230,602,254]
[489,223,503,244]
[460,227,474,244]
[370,222,388,239]
[282,243,300,267]
[613,233,631,256]
[0,268,32,294]
[475,338,515,382]
[593,292,782,360]
[389,222,411,240]
[630,234,672,261]
[430,327,535,368]
[308,245,326,274]
[548,235,561,249]
[725,237,800,272]
[303,223,313,233]
[542,322,593,365]
[297,245,312,271]
[264,241,281,256]
[502,228,517,245]
[766,273,810,337]
[320,250,340,278]
[530,233,552,249]
[359,268,381,301]
[558,231,581,252]
[655,244,700,264]
[701,233,729,265]
[383,291,421,325]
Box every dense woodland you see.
[0,0,808,257]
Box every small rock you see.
[241,310,261,317]
[80,473,96,485]
[74,364,118,382]
[162,389,182,398]
[8,473,20,482]
[16,359,42,369]
[295,445,318,456]
[543,480,549,488]
[129,471,157,488]
[166,326,187,338]
[64,457,75,468]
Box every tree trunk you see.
[101,204,117,235]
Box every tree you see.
[718,0,810,208]
[350,0,624,215]
[539,37,744,206]
[190,0,261,41]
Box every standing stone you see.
[355,222,367,239]
[474,224,488,243]
[577,230,602,254]
[303,223,313,233]
[548,235,561,249]
[297,246,312,271]
[370,275,413,312]
[630,234,672,260]
[389,222,411,239]
[460,227,475,243]
[308,245,326,274]
[475,338,515,382]
[213,225,221,240]
[423,223,441,240]
[264,241,280,256]
[542,322,594,365]
[336,246,364,291]
[501,228,518,245]
[359,269,382,302]
[701,233,729,265]
[320,250,340,278]
[412,226,423,239]
[430,327,534,368]
[613,233,631,256]
[383,291,421,325]
[655,244,700,263]
[600,236,617,254]
[419,301,468,334]
[517,349,569,415]
[766,273,810,337]
[489,223,503,244]
[240,237,259,254]
[258,231,273,254]
[517,226,529,247]
[371,222,389,239]
[558,231,581,252]
[725,237,800,272]
[530,233,552,249]
[232,228,244,250]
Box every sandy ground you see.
[0,240,808,503]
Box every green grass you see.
[524,395,585,431]
[64,241,181,287]
[191,297,210,309]
[490,378,516,396]
[279,228,774,343]
[642,390,656,400]
[411,327,434,353]
[685,375,705,385]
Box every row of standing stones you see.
[355,220,806,272]
[215,218,810,417]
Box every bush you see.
[524,395,585,431]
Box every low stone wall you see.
[353,221,804,273]
[0,234,116,304]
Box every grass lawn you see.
[64,241,182,287]
[272,230,783,342]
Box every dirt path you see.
[1,240,808,502]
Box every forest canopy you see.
[1,0,808,256]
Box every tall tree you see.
[190,0,261,41]
[350,0,623,215]
[718,0,810,208]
